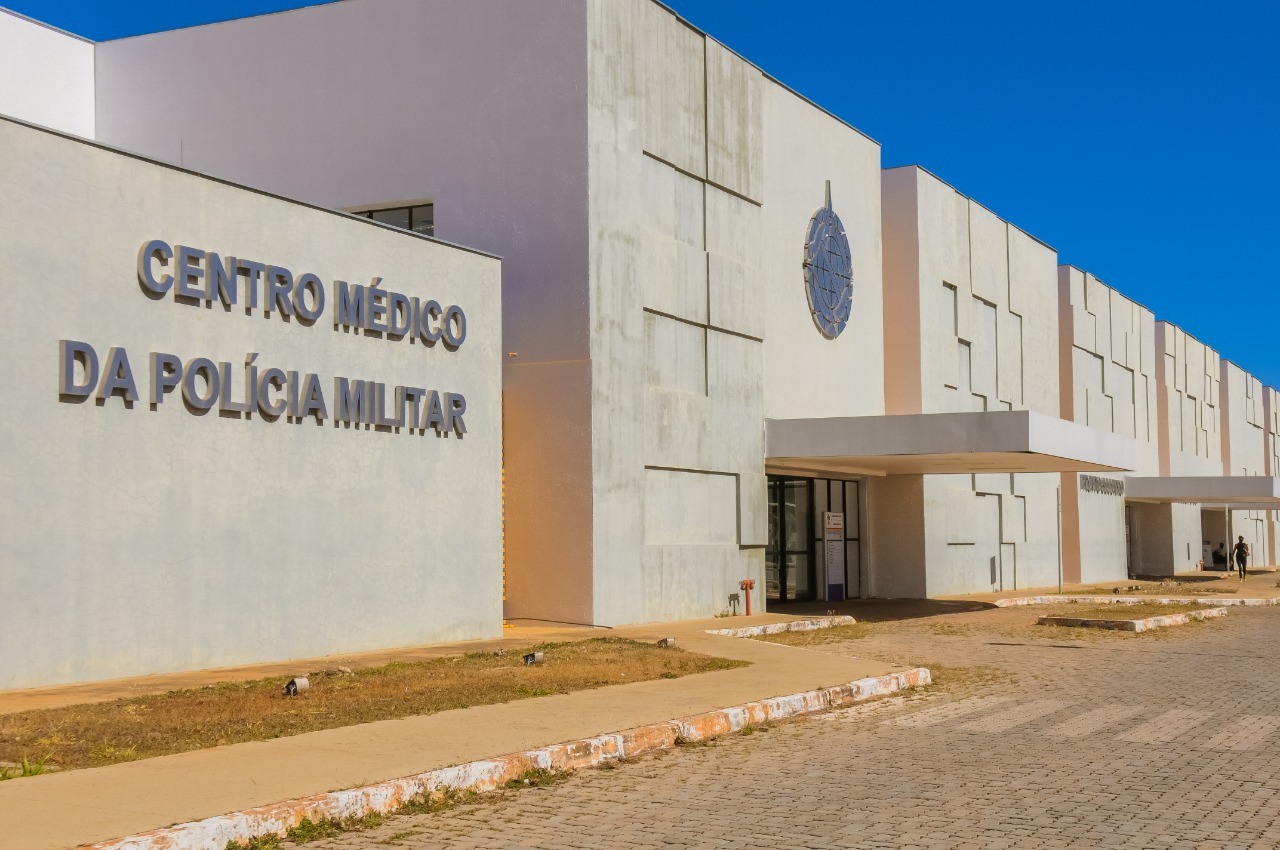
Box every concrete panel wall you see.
[864,475,927,599]
[882,168,922,416]
[0,9,95,138]
[1266,388,1280,565]
[591,0,883,619]
[763,88,884,421]
[882,166,1062,595]
[1156,322,1222,477]
[1220,361,1265,476]
[96,0,592,626]
[1073,474,1129,583]
[1221,360,1271,567]
[0,118,502,687]
[588,0,766,623]
[885,168,1058,419]
[1058,268,1159,583]
[1129,502,1202,576]
[501,361,594,623]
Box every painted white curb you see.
[994,595,1280,608]
[704,616,856,637]
[85,667,930,850]
[1038,606,1229,632]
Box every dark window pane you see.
[787,553,810,599]
[410,204,434,236]
[370,207,410,230]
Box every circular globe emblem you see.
[803,182,853,339]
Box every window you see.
[354,204,434,237]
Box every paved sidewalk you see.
[0,613,906,850]
[778,569,1280,621]
[321,600,1280,850]
[954,567,1280,605]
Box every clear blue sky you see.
[11,1,1279,386]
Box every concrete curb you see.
[993,595,1280,608]
[704,616,856,637]
[1038,606,1229,632]
[84,667,930,850]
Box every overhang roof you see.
[1125,476,1280,505]
[765,410,1138,477]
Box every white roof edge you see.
[0,5,94,43]
[1125,476,1280,503]
[765,410,1139,473]
[0,111,501,262]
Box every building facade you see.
[1,0,1277,687]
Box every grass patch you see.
[1040,602,1206,620]
[925,621,974,637]
[0,638,747,773]
[917,663,1015,694]
[750,622,872,646]
[1066,580,1238,596]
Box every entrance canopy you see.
[1125,476,1280,506]
[766,410,1137,477]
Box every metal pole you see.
[1056,485,1063,594]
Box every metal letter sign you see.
[803,181,854,339]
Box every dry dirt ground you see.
[0,638,745,773]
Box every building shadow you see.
[771,597,995,624]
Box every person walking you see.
[1233,536,1250,580]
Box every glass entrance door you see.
[766,477,815,603]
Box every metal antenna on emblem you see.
[825,179,832,210]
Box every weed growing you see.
[0,754,50,780]
[0,638,748,772]
[503,767,567,789]
[1039,602,1205,620]
[284,818,341,842]
[225,835,280,850]
[394,786,481,816]
[750,622,872,646]
[925,622,974,637]
[674,734,717,748]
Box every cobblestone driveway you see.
[321,606,1280,850]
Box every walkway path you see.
[325,602,1280,849]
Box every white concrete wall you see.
[865,475,927,598]
[1266,387,1280,565]
[1221,361,1270,566]
[0,118,502,687]
[587,0,888,618]
[1120,321,1227,576]
[1130,501,1203,576]
[0,8,95,138]
[1156,322,1222,477]
[94,0,594,624]
[588,0,768,622]
[881,166,1061,596]
[1058,268,1159,583]
[761,89,884,422]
